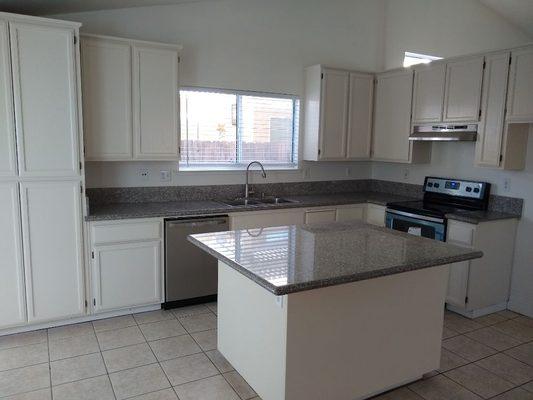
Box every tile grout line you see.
[91,320,119,400]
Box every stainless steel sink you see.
[220,197,298,207]
[258,197,298,205]
[220,198,262,207]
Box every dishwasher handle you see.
[166,218,228,229]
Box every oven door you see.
[385,209,446,241]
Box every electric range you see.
[385,177,491,241]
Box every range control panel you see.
[424,177,487,200]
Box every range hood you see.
[409,124,478,141]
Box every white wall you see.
[377,0,533,316]
[383,0,531,69]
[56,0,384,187]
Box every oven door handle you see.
[386,209,445,224]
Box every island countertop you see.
[188,220,483,295]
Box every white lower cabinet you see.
[445,219,518,317]
[336,204,366,222]
[92,241,162,312]
[20,181,85,323]
[365,204,386,227]
[230,209,305,230]
[305,208,337,224]
[0,182,26,329]
[89,219,163,313]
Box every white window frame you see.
[179,86,300,171]
[403,51,442,67]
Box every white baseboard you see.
[0,304,161,336]
[446,302,508,319]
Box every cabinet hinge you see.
[79,162,83,171]
[465,296,469,304]
[178,146,181,155]
[318,149,321,156]
[483,60,486,69]
[321,73,324,79]
[93,299,96,306]
[479,109,482,118]
[74,36,77,45]
[509,56,512,65]
[84,300,88,308]
[80,184,83,194]
[178,56,181,63]
[499,154,503,163]
[91,251,94,259]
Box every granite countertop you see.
[188,221,483,295]
[86,191,519,224]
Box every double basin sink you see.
[220,197,298,208]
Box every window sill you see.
[178,164,299,173]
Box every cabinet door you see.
[475,52,510,167]
[133,45,179,160]
[0,20,17,178]
[230,210,304,230]
[412,63,445,124]
[446,261,470,308]
[0,182,26,329]
[443,56,484,122]
[93,241,161,312]
[366,204,386,227]
[319,68,349,159]
[81,37,133,160]
[373,70,413,162]
[305,209,336,224]
[507,47,533,122]
[20,181,85,323]
[336,205,365,222]
[346,72,373,159]
[10,22,80,177]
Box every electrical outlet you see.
[139,168,149,181]
[403,168,410,180]
[160,170,171,182]
[503,178,511,193]
[345,167,352,177]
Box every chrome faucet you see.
[245,161,267,199]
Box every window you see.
[179,88,299,169]
[403,51,442,67]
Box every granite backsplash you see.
[86,179,522,216]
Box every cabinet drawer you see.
[447,221,475,246]
[91,219,162,245]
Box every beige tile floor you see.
[0,305,531,400]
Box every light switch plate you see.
[160,170,171,182]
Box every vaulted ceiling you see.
[0,0,532,39]
[480,0,533,37]
[0,0,211,15]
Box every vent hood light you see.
[410,124,478,141]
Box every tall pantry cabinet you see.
[0,13,85,330]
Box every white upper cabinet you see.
[133,45,180,160]
[82,37,133,160]
[506,47,533,122]
[319,68,349,159]
[10,22,80,177]
[20,181,85,323]
[475,52,510,168]
[372,70,413,162]
[0,20,16,178]
[347,72,373,159]
[0,182,26,329]
[303,65,372,161]
[412,63,446,124]
[443,56,484,122]
[81,35,181,161]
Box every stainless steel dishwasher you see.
[164,215,229,308]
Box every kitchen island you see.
[189,221,483,400]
